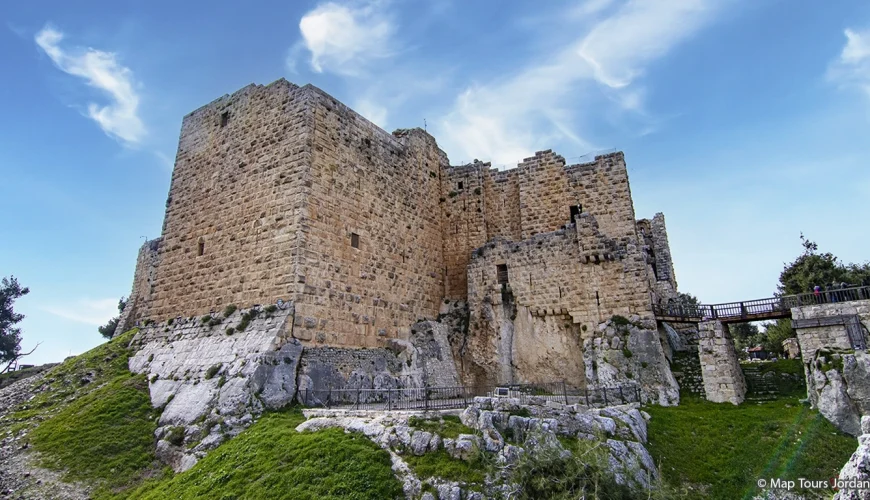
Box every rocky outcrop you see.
[128,304,301,471]
[131,302,464,472]
[296,397,659,498]
[583,316,680,406]
[807,350,870,436]
[834,416,870,499]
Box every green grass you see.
[12,329,139,422]
[125,409,403,500]
[754,359,803,376]
[646,396,856,500]
[403,449,486,485]
[30,374,161,496]
[7,329,165,498]
[407,414,474,439]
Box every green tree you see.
[778,234,870,295]
[675,292,699,306]
[98,297,128,339]
[1,276,31,371]
[761,319,795,355]
[730,322,761,352]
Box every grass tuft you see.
[408,415,474,440]
[404,449,485,485]
[125,409,403,500]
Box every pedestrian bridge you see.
[653,285,870,324]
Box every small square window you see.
[458,181,464,190]
[197,240,205,256]
[220,111,229,127]
[351,233,360,249]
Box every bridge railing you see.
[653,285,870,321]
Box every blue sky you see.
[2,0,869,365]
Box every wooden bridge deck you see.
[654,286,870,324]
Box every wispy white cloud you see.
[43,298,119,326]
[35,25,146,146]
[291,1,395,76]
[828,27,870,99]
[436,0,726,167]
[355,99,389,128]
[578,0,721,89]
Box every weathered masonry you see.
[120,78,681,394]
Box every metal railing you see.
[653,285,870,322]
[298,381,642,411]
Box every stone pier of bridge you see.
[698,320,747,405]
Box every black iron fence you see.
[298,381,642,411]
[653,285,870,322]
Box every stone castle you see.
[118,79,683,468]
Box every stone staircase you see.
[741,364,782,402]
[671,350,705,397]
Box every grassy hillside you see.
[646,395,856,500]
[7,329,164,498]
[6,332,402,500]
[123,410,403,500]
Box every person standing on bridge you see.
[814,285,822,304]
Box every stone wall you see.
[466,222,653,336]
[792,300,870,360]
[291,88,448,348]
[698,320,746,404]
[793,300,870,435]
[637,213,678,307]
[441,163,489,299]
[142,79,312,321]
[118,79,679,398]
[118,237,161,332]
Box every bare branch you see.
[0,342,42,374]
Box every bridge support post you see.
[698,320,746,405]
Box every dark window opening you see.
[351,233,360,248]
[458,181,464,190]
[497,264,509,284]
[220,111,229,127]
[570,205,582,224]
[197,240,205,256]
[595,291,600,306]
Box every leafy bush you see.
[204,364,221,380]
[507,432,634,499]
[165,426,185,446]
[611,315,631,327]
[223,304,238,317]
[236,310,255,332]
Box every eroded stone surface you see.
[297,397,659,498]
